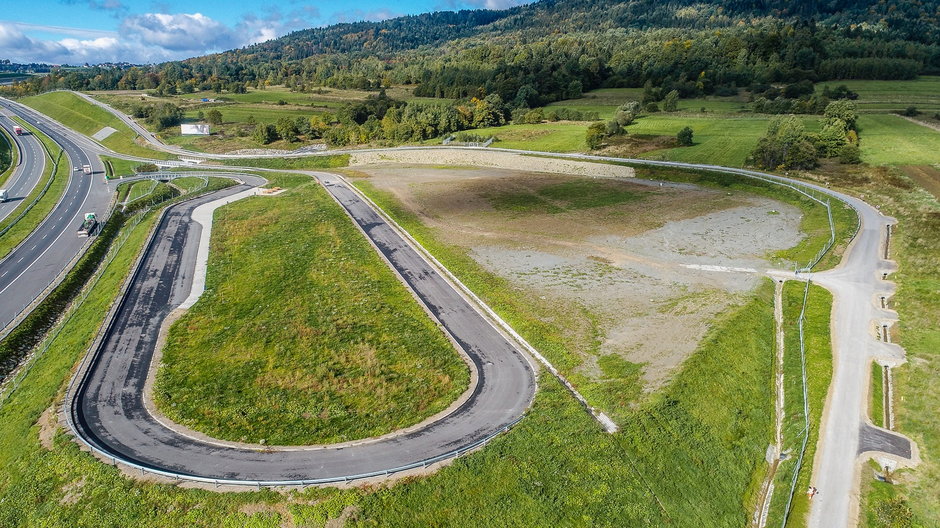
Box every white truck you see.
[12,125,23,135]
[82,164,92,175]
[77,213,97,237]
[0,189,8,202]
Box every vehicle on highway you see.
[0,189,8,202]
[82,164,92,174]
[13,125,23,135]
[77,212,97,237]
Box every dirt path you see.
[753,279,787,528]
[897,114,940,134]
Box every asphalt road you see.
[0,99,113,332]
[67,175,536,483]
[0,112,44,223]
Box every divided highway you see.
[67,174,537,484]
[0,99,112,332]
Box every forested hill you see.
[4,0,940,99]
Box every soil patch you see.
[353,166,803,399]
[900,165,940,200]
[37,404,58,450]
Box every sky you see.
[0,0,531,66]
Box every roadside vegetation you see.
[217,154,349,170]
[870,363,885,429]
[17,92,173,159]
[154,174,468,445]
[0,125,14,187]
[764,282,833,528]
[0,118,69,260]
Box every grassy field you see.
[217,154,349,170]
[18,92,173,159]
[817,77,940,114]
[449,122,590,152]
[100,156,140,179]
[857,114,940,166]
[765,282,833,528]
[154,175,469,445]
[123,180,158,203]
[870,363,885,429]
[546,87,749,118]
[0,118,69,260]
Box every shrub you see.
[586,122,606,149]
[838,144,862,164]
[134,163,158,173]
[677,126,694,146]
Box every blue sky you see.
[0,0,529,65]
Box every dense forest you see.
[3,0,939,104]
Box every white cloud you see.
[0,8,314,65]
[456,0,529,10]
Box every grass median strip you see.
[217,154,349,170]
[153,174,468,445]
[0,118,68,261]
[0,125,15,187]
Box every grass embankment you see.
[0,118,69,260]
[18,92,173,159]
[871,363,885,429]
[100,156,141,179]
[630,166,858,270]
[217,154,349,170]
[0,125,15,187]
[857,114,940,166]
[0,225,778,526]
[154,174,468,445]
[763,282,833,528]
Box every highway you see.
[2,95,914,523]
[0,111,44,223]
[0,99,113,332]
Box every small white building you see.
[181,124,210,135]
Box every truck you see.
[0,189,8,202]
[77,213,97,237]
[82,164,92,175]
[13,125,23,135]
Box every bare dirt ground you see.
[350,149,636,178]
[900,165,940,200]
[352,165,803,396]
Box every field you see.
[350,163,809,423]
[857,114,940,166]
[154,174,469,445]
[18,92,172,159]
[547,87,749,118]
[446,122,590,152]
[816,77,940,114]
[0,118,69,260]
[217,154,349,170]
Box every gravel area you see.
[354,165,803,394]
[350,148,636,178]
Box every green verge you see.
[17,92,174,160]
[100,156,142,179]
[0,254,778,527]
[0,124,15,187]
[0,118,69,260]
[217,154,349,170]
[154,174,468,445]
[763,282,833,528]
[871,363,885,429]
[861,168,940,526]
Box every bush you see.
[900,106,919,117]
[586,122,606,150]
[677,127,694,146]
[206,109,223,125]
[645,102,660,113]
[838,144,862,164]
[134,163,158,173]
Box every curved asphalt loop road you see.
[68,172,537,484]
